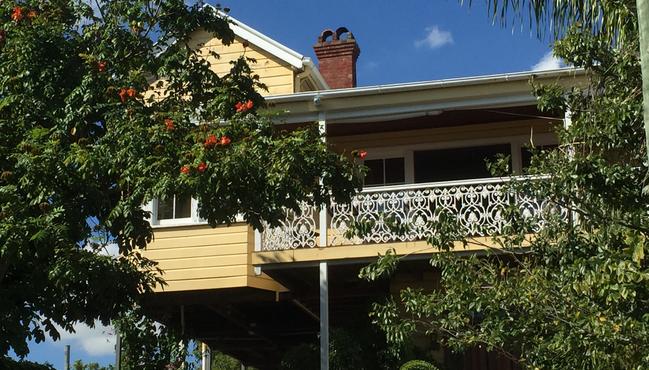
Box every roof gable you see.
[205,5,303,69]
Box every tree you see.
[470,0,649,168]
[362,3,649,369]
[114,307,188,370]
[471,0,635,42]
[73,359,114,370]
[0,357,55,370]
[0,0,361,364]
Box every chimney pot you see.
[313,27,360,89]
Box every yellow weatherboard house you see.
[142,8,583,370]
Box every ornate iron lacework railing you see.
[260,177,561,251]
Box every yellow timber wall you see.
[189,30,296,96]
[143,223,285,293]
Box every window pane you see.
[414,144,511,183]
[157,198,174,220]
[384,157,405,184]
[364,159,384,186]
[174,195,192,219]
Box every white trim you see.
[271,94,539,125]
[361,175,541,194]
[267,68,585,103]
[150,197,200,227]
[191,198,201,223]
[303,58,329,90]
[157,217,194,227]
[319,112,328,247]
[205,5,305,69]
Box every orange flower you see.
[118,88,128,103]
[164,118,175,131]
[220,135,231,146]
[180,165,191,174]
[97,61,107,73]
[235,100,254,113]
[358,150,367,160]
[204,134,218,148]
[126,87,137,98]
[27,10,37,19]
[197,162,207,173]
[11,7,24,22]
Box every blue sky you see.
[21,1,559,368]
[225,0,560,86]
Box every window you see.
[364,157,405,186]
[157,195,192,220]
[414,144,511,183]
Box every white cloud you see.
[532,51,563,71]
[56,321,116,357]
[415,26,454,49]
[365,61,380,70]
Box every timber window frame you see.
[146,196,201,227]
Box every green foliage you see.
[114,306,187,370]
[0,0,361,361]
[461,0,637,44]
[0,357,55,370]
[280,327,399,370]
[72,359,114,370]
[363,5,649,370]
[399,360,439,370]
[210,351,243,370]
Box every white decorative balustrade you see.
[260,177,559,251]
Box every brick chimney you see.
[313,27,361,89]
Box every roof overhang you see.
[265,68,587,124]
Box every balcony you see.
[258,177,560,253]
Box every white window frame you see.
[145,197,202,227]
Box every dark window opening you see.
[157,195,192,220]
[414,144,511,183]
[364,157,405,186]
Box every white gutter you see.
[267,67,585,103]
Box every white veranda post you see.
[318,112,330,370]
[201,342,211,370]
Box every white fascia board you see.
[272,94,538,124]
[267,67,585,103]
[204,5,305,70]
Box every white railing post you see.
[319,208,328,248]
[319,112,328,248]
